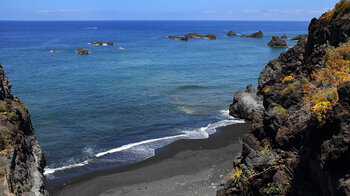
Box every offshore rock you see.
[226,31,237,36]
[267,36,287,47]
[75,49,90,54]
[241,30,263,38]
[168,36,189,41]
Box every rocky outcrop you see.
[168,36,189,41]
[267,36,287,47]
[226,31,237,36]
[75,49,90,54]
[290,34,307,41]
[229,85,264,120]
[90,42,114,46]
[280,35,288,39]
[219,2,350,196]
[184,33,217,40]
[0,64,48,195]
[241,31,263,38]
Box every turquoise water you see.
[0,21,308,184]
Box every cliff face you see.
[218,2,350,196]
[0,65,48,195]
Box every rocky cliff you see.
[218,1,350,195]
[0,64,48,195]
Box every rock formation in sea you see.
[75,49,90,54]
[90,41,104,46]
[0,64,48,195]
[240,30,263,38]
[280,35,288,39]
[107,42,114,46]
[183,33,217,40]
[226,31,237,36]
[267,36,287,47]
[218,1,350,195]
[168,36,189,41]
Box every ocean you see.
[0,20,308,184]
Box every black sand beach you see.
[48,122,250,196]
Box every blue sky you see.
[0,0,339,21]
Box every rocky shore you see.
[218,1,350,195]
[0,65,48,195]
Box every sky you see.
[0,0,339,21]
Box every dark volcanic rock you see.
[75,49,90,54]
[280,35,288,39]
[203,34,216,40]
[168,36,189,41]
[90,41,104,46]
[290,34,307,41]
[219,2,350,196]
[184,33,204,38]
[241,30,263,38]
[107,42,114,45]
[0,64,48,195]
[184,33,216,40]
[226,31,237,36]
[229,84,264,120]
[267,36,287,47]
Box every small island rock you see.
[267,36,287,47]
[203,34,216,40]
[168,36,189,41]
[226,31,237,36]
[241,30,263,38]
[75,49,90,54]
[90,41,104,46]
[107,42,114,45]
[280,35,288,39]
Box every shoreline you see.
[47,122,251,196]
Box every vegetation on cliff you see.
[218,1,350,195]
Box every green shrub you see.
[281,81,300,97]
[0,103,6,112]
[273,105,287,115]
[7,112,18,122]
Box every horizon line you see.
[0,19,311,22]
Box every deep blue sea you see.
[0,21,308,184]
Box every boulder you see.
[280,35,288,39]
[226,31,237,36]
[267,36,287,47]
[107,42,114,45]
[229,84,264,120]
[168,36,189,41]
[241,30,263,38]
[75,49,90,54]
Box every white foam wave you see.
[82,27,98,30]
[44,160,89,175]
[95,134,186,157]
[219,109,235,119]
[44,118,245,176]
